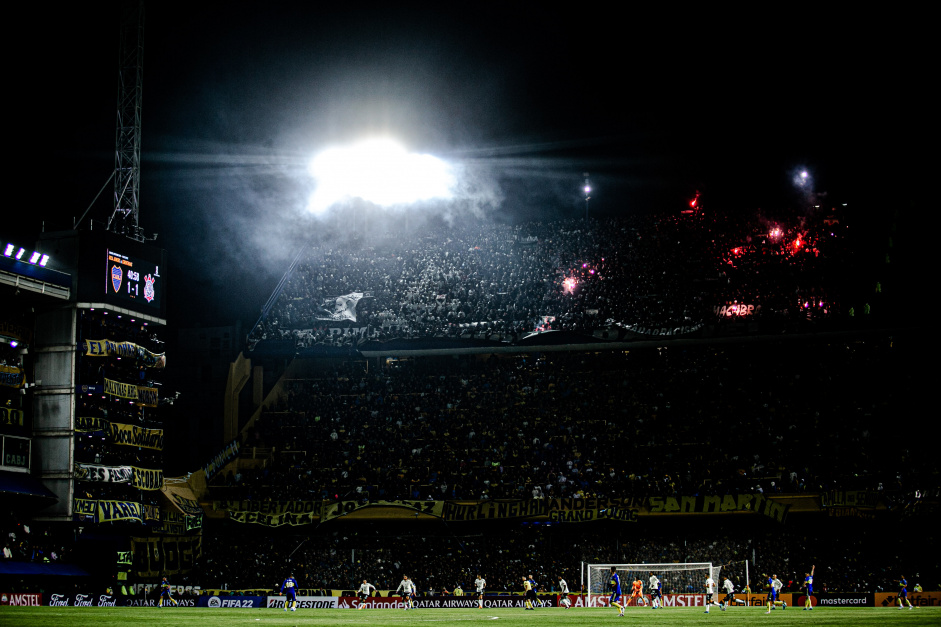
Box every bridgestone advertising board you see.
[267,596,338,609]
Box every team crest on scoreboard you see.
[111,265,123,293]
[143,274,156,302]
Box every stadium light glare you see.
[29,251,40,264]
[3,244,13,257]
[306,138,455,214]
[15,247,25,260]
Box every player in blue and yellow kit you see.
[765,574,785,613]
[803,565,814,610]
[159,576,178,607]
[609,567,624,616]
[898,575,914,609]
[281,573,299,612]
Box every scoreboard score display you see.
[74,231,167,318]
[106,248,162,309]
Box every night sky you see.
[11,2,926,329]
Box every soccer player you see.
[721,576,735,609]
[803,565,814,610]
[629,577,644,607]
[357,579,376,610]
[280,573,299,612]
[475,574,486,609]
[765,574,785,614]
[158,576,178,607]
[523,576,538,610]
[609,567,624,616]
[704,575,718,613]
[898,575,914,609]
[649,572,662,609]
[396,575,416,610]
[558,576,572,608]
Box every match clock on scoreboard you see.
[105,248,163,309]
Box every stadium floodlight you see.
[793,167,811,188]
[29,251,41,264]
[3,243,13,257]
[307,138,455,214]
[15,247,25,260]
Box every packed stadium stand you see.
[4,204,936,605]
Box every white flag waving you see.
[316,293,365,322]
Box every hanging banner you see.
[203,438,240,481]
[222,500,323,527]
[0,365,25,389]
[73,499,160,524]
[322,499,443,522]
[74,463,163,490]
[161,483,203,517]
[646,493,789,523]
[75,416,107,433]
[76,417,163,450]
[713,304,761,317]
[103,377,158,407]
[154,510,203,535]
[0,320,32,345]
[1,407,25,426]
[820,490,879,509]
[83,339,166,369]
[131,536,201,578]
[107,422,164,450]
[619,322,704,337]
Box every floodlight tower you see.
[107,0,145,239]
[583,172,591,220]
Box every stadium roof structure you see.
[0,470,59,505]
[0,561,90,577]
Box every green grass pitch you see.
[0,606,938,626]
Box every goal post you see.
[586,563,719,607]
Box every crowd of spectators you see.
[188,515,936,595]
[1,511,71,565]
[248,204,861,348]
[212,335,925,505]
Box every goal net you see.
[586,563,720,607]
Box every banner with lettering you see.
[154,509,203,535]
[321,499,441,522]
[820,490,879,509]
[0,407,25,426]
[75,416,107,433]
[441,498,641,523]
[83,339,166,369]
[74,463,164,490]
[107,421,164,450]
[74,499,161,525]
[0,320,32,345]
[222,500,323,527]
[161,482,203,517]
[618,322,704,337]
[645,493,789,523]
[0,365,25,388]
[203,438,240,481]
[713,303,761,317]
[103,377,158,407]
[131,536,201,578]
